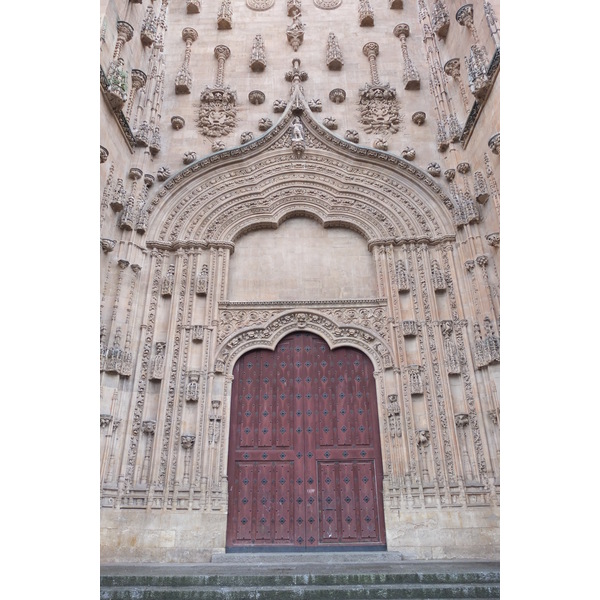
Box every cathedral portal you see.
[226,332,386,551]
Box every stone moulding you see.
[142,99,456,246]
[214,309,393,376]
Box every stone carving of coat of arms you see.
[197,86,237,137]
[358,83,401,135]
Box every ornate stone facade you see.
[101,0,499,564]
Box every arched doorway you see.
[226,331,386,551]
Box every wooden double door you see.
[226,332,386,551]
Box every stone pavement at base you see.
[100,553,500,599]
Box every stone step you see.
[101,556,500,600]
[100,582,500,600]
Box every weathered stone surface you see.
[100,0,500,564]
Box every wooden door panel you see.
[227,333,386,550]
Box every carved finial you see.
[250,35,267,72]
[326,32,344,70]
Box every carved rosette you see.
[373,137,388,151]
[248,90,266,105]
[100,146,109,163]
[241,131,254,144]
[344,129,359,143]
[258,117,273,131]
[273,99,287,113]
[322,117,338,130]
[329,88,346,104]
[427,163,441,177]
[157,167,170,181]
[401,147,415,161]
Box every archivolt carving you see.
[145,105,455,248]
[214,310,393,376]
[218,301,389,345]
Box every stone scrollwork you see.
[215,310,388,375]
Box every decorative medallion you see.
[314,0,342,8]
[247,0,275,9]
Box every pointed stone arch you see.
[145,101,457,252]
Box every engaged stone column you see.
[175,28,198,94]
[394,24,420,90]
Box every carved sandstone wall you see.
[100,0,500,562]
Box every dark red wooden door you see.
[227,332,386,551]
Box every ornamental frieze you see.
[215,310,392,374]
[217,301,389,344]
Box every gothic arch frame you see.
[144,98,457,251]
[214,310,394,378]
